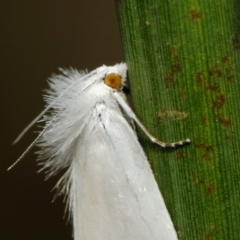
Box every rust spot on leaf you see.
[189,10,202,21]
[206,83,220,92]
[224,66,234,82]
[169,47,179,61]
[226,134,232,140]
[212,94,225,108]
[209,69,222,77]
[206,233,212,240]
[195,143,213,152]
[195,140,214,161]
[164,74,174,87]
[197,72,204,84]
[216,114,231,128]
[202,117,207,125]
[221,56,228,63]
[206,184,216,196]
[193,175,205,184]
[158,110,188,121]
[201,153,213,162]
[232,34,240,49]
[165,46,182,87]
[174,152,184,160]
[226,75,234,82]
[206,145,213,151]
[179,91,185,99]
[171,63,181,73]
[225,66,232,73]
[195,142,205,149]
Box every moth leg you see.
[114,91,190,148]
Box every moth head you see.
[103,63,127,90]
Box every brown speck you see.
[195,140,214,161]
[226,75,234,82]
[193,175,205,184]
[206,233,212,240]
[169,47,179,60]
[195,142,206,149]
[202,117,207,125]
[175,152,184,160]
[201,153,213,162]
[232,34,240,49]
[179,91,185,99]
[174,55,179,62]
[212,94,225,108]
[221,56,228,63]
[164,74,174,87]
[169,46,175,56]
[158,110,166,121]
[206,184,216,196]
[171,63,180,73]
[169,46,180,67]
[209,69,222,77]
[197,72,204,84]
[206,145,213,151]
[206,83,220,92]
[224,119,231,128]
[189,10,202,21]
[158,110,188,121]
[216,114,231,128]
[226,134,232,140]
[167,46,181,86]
[225,66,232,73]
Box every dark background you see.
[1,1,123,239]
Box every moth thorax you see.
[104,73,122,89]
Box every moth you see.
[11,63,190,240]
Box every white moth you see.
[11,63,190,240]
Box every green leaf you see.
[116,0,240,239]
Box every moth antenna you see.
[12,105,53,145]
[8,110,63,170]
[10,68,105,169]
[12,69,98,144]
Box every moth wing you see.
[71,102,177,240]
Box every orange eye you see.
[104,73,122,89]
